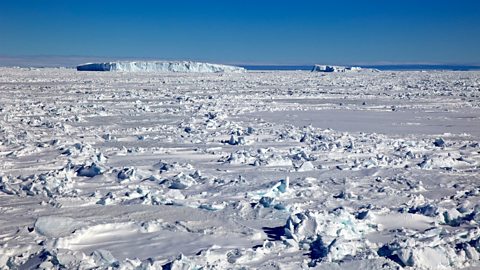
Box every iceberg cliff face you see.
[77,61,246,73]
[312,64,379,73]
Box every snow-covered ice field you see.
[0,67,479,269]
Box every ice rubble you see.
[283,209,377,263]
[256,177,290,209]
[378,227,480,269]
[76,61,246,73]
[1,68,480,269]
[0,167,77,197]
[223,148,295,167]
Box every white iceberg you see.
[312,64,379,73]
[77,61,245,73]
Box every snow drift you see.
[77,61,246,73]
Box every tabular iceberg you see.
[77,61,246,73]
[312,64,379,72]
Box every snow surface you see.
[0,67,479,269]
[76,61,246,73]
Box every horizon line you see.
[0,54,480,68]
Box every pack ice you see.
[76,61,245,73]
[0,67,479,269]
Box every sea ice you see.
[0,67,479,269]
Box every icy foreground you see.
[76,61,245,73]
[0,68,479,269]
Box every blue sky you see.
[0,0,479,65]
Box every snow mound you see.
[77,61,245,73]
[312,64,379,73]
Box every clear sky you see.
[0,0,479,65]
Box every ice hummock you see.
[283,209,376,263]
[76,61,246,73]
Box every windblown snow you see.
[0,67,479,269]
[76,61,245,73]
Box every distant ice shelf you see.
[76,61,246,73]
[312,64,380,73]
